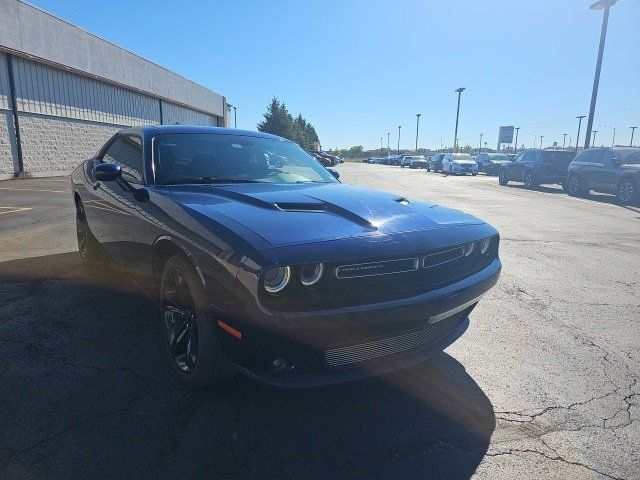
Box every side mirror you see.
[94,162,122,181]
[328,168,340,180]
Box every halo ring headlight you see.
[300,263,324,286]
[479,238,491,254]
[263,266,291,294]
[463,242,475,257]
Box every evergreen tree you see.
[257,97,320,151]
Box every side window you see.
[576,150,593,163]
[600,150,617,165]
[514,152,526,162]
[103,136,144,184]
[532,151,543,163]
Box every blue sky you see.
[31,0,640,150]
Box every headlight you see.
[479,237,491,254]
[300,263,324,286]
[463,242,474,256]
[263,266,291,294]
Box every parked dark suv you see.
[498,149,575,189]
[428,153,445,172]
[566,147,640,205]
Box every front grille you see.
[324,308,468,368]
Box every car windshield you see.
[453,154,473,161]
[488,154,509,161]
[154,133,338,185]
[617,149,640,164]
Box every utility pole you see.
[584,0,617,149]
[453,87,465,152]
[576,115,586,152]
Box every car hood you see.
[167,183,484,248]
[452,160,477,166]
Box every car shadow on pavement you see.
[0,252,495,480]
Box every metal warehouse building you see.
[0,0,227,179]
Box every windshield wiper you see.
[164,177,260,185]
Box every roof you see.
[123,125,289,142]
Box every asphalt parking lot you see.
[1,166,639,480]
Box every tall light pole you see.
[584,0,617,149]
[387,132,390,156]
[598,124,616,147]
[576,115,586,151]
[415,113,421,152]
[540,135,544,149]
[227,103,237,128]
[397,126,401,155]
[631,127,638,147]
[514,127,520,153]
[479,133,484,154]
[380,137,384,155]
[453,87,465,152]
[563,133,567,149]
[592,130,598,146]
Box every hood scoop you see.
[275,202,328,212]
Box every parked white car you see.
[441,153,478,176]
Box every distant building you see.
[0,0,227,178]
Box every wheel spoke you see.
[162,268,198,372]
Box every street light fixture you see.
[631,127,638,147]
[453,87,465,152]
[397,126,402,155]
[415,114,421,152]
[576,115,586,151]
[584,0,617,149]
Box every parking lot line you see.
[0,187,67,194]
[0,206,32,215]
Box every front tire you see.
[617,178,636,205]
[524,170,538,189]
[566,174,586,197]
[75,199,102,264]
[160,254,235,388]
[498,170,508,186]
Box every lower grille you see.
[324,309,468,368]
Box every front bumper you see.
[222,259,501,387]
[451,164,478,174]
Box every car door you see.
[596,149,621,193]
[509,151,528,181]
[91,134,154,274]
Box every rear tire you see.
[617,178,636,205]
[498,170,508,186]
[160,254,235,388]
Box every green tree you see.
[257,97,293,139]
[348,145,364,158]
[257,97,320,151]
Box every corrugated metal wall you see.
[162,101,218,126]
[0,53,10,110]
[12,56,161,126]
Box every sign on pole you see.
[498,126,514,144]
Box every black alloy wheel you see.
[524,170,537,189]
[566,174,584,197]
[498,170,508,186]
[75,199,100,262]
[160,254,234,387]
[162,268,199,374]
[617,179,635,205]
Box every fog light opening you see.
[269,357,294,373]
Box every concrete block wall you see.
[17,113,122,176]
[0,109,18,178]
